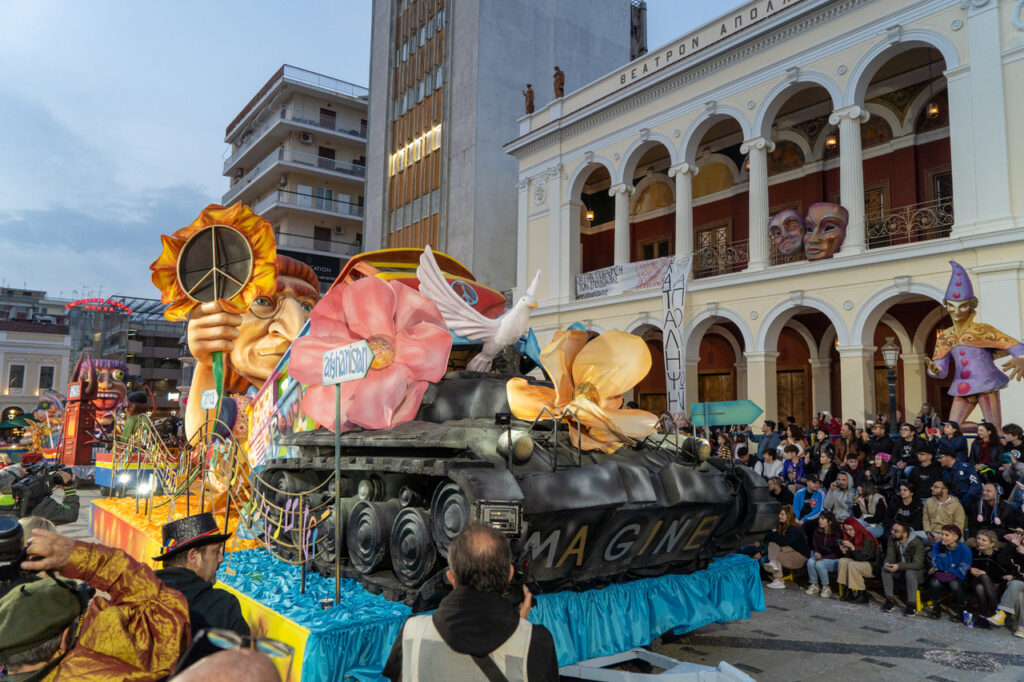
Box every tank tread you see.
[264,455,493,478]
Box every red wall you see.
[692,191,750,243]
[630,213,674,262]
[581,228,613,272]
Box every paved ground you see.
[61,483,101,543]
[653,578,1024,682]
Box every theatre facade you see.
[505,0,1024,427]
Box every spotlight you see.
[825,134,838,149]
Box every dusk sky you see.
[0,0,743,300]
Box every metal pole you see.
[333,383,341,605]
[299,492,307,595]
[887,367,898,438]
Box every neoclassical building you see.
[505,0,1024,426]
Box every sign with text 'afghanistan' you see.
[322,340,375,385]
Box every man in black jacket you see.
[867,422,894,460]
[154,512,250,644]
[384,523,558,681]
[908,450,943,499]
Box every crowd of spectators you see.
[717,405,1024,637]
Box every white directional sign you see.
[200,389,219,410]
[322,340,375,385]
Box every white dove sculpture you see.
[416,245,541,372]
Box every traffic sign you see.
[688,400,763,427]
[322,340,375,385]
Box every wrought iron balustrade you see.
[692,239,749,279]
[866,198,953,249]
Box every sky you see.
[0,0,743,301]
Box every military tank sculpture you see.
[254,369,777,605]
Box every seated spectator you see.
[852,481,887,539]
[937,421,968,463]
[171,647,283,682]
[867,422,894,462]
[908,449,943,499]
[781,444,805,489]
[970,422,1003,468]
[893,423,922,471]
[0,527,190,679]
[968,482,1021,545]
[842,455,867,489]
[808,426,834,468]
[938,450,982,508]
[763,505,810,589]
[767,476,793,507]
[793,475,825,539]
[917,403,942,430]
[824,472,855,522]
[715,432,732,459]
[968,529,1010,625]
[987,530,1024,636]
[999,424,1024,486]
[923,480,966,543]
[835,424,864,465]
[818,450,840,490]
[18,515,57,535]
[761,448,784,479]
[384,523,558,682]
[928,524,972,620]
[890,483,924,536]
[880,521,926,615]
[837,517,880,603]
[805,512,841,599]
[866,453,897,500]
[785,425,807,454]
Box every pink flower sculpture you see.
[289,276,453,432]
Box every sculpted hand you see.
[925,357,941,376]
[187,301,243,366]
[1001,356,1024,382]
[21,530,75,572]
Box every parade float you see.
[80,202,775,681]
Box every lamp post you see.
[880,336,900,436]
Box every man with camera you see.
[0,463,79,526]
[383,522,558,682]
[0,519,190,680]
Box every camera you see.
[0,517,35,593]
[10,463,71,518]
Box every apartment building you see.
[0,288,71,420]
[222,65,369,292]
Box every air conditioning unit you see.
[334,226,346,235]
[234,167,244,179]
[299,132,314,144]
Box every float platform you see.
[213,549,764,682]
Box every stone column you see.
[740,137,774,271]
[685,355,700,420]
[609,183,634,265]
[735,360,748,400]
[808,358,832,414]
[668,162,698,255]
[516,179,530,299]
[836,345,875,425]
[828,105,870,255]
[744,351,779,429]
[944,68,978,234]
[899,353,928,423]
[974,263,1024,424]
[560,199,582,302]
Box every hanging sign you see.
[322,340,375,385]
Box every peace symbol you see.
[450,280,478,306]
[177,224,254,303]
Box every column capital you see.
[807,358,832,369]
[668,162,699,178]
[608,182,635,197]
[740,136,775,154]
[744,350,780,362]
[829,105,870,125]
[836,344,875,359]
[899,353,928,362]
[516,179,530,191]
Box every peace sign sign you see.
[177,224,254,303]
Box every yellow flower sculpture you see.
[506,330,659,453]
[150,202,277,321]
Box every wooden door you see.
[698,372,735,403]
[638,393,667,415]
[776,369,808,426]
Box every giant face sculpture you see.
[768,209,805,257]
[803,203,849,261]
[88,359,128,429]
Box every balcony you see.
[866,198,953,250]
[253,189,365,221]
[693,239,749,280]
[223,147,366,205]
[224,102,368,175]
[276,232,361,258]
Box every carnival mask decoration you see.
[88,359,129,427]
[768,209,805,257]
[803,203,849,261]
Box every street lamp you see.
[880,336,900,436]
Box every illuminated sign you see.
[65,298,134,314]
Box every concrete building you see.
[506,0,1024,426]
[222,65,369,292]
[0,288,72,420]
[364,0,642,292]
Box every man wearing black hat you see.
[154,512,250,641]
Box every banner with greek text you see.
[575,256,677,300]
[661,255,692,426]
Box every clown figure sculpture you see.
[803,203,849,260]
[925,261,1024,429]
[768,209,805,258]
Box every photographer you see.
[0,464,79,526]
[0,524,190,681]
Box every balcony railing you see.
[224,103,368,172]
[253,189,365,218]
[276,232,361,257]
[693,239,749,279]
[866,198,954,249]
[224,147,366,204]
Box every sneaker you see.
[1014,628,1024,639]
[766,579,786,589]
[805,584,820,596]
[820,586,832,599]
[987,611,1007,627]
[764,561,781,573]
[903,603,917,617]
[852,590,869,604]
[880,599,897,613]
[929,606,942,620]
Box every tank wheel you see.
[347,499,400,573]
[430,482,470,559]
[390,508,437,587]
